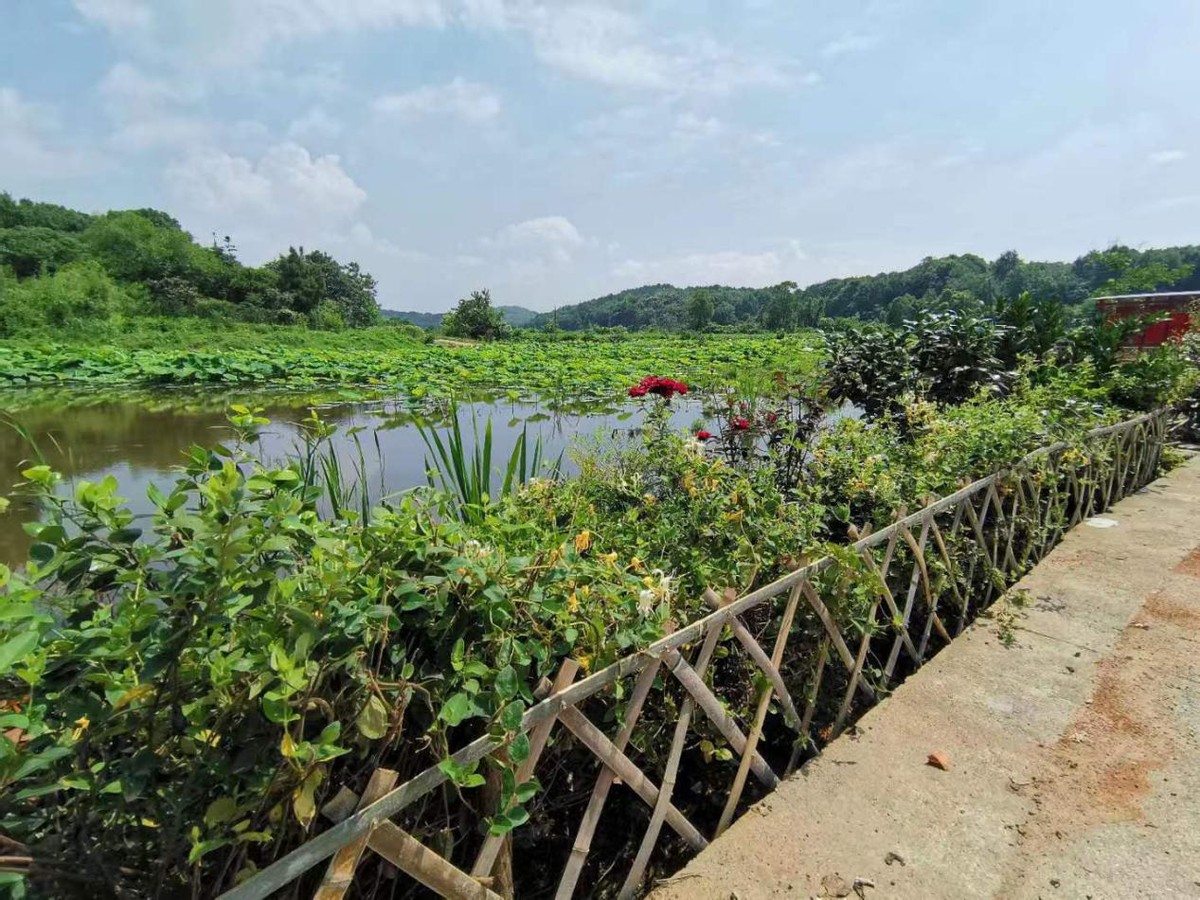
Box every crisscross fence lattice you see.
[223,409,1167,900]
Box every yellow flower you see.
[600,552,618,567]
[629,556,644,572]
[682,471,697,496]
[71,716,90,741]
[577,653,592,672]
[642,493,657,506]
[567,591,579,612]
[574,530,592,553]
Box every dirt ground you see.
[650,455,1200,900]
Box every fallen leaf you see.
[926,751,950,771]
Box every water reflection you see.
[0,388,707,565]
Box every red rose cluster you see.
[629,375,689,400]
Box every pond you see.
[0,388,711,566]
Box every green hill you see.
[0,191,382,336]
[384,304,538,329]
[537,247,1200,331]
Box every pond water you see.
[0,388,711,566]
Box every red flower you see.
[696,430,713,441]
[629,376,689,401]
[732,417,751,431]
[765,412,778,425]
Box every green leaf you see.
[450,637,465,673]
[438,692,478,727]
[0,631,39,674]
[438,758,486,789]
[28,543,55,566]
[499,700,524,732]
[494,665,519,701]
[508,732,530,765]
[204,797,239,828]
[108,527,142,544]
[188,837,232,864]
[355,694,389,740]
[317,721,342,745]
[292,769,322,827]
[515,778,540,804]
[20,465,57,487]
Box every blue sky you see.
[2,1,1198,312]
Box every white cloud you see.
[487,215,585,263]
[821,33,881,58]
[165,142,369,261]
[76,0,448,65]
[99,63,210,150]
[73,0,152,32]
[808,141,915,194]
[211,0,449,63]
[288,107,344,141]
[672,112,725,142]
[1148,149,1187,166]
[519,5,673,90]
[513,5,787,95]
[72,1,786,99]
[613,247,800,287]
[373,78,501,123]
[0,87,96,181]
[99,62,195,112]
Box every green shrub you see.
[0,403,821,895]
[0,261,129,338]
[1107,345,1198,411]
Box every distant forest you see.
[5,190,1198,339]
[534,246,1200,331]
[384,305,538,329]
[0,191,381,336]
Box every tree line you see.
[0,192,381,337]
[533,246,1200,332]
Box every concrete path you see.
[651,456,1200,900]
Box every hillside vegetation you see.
[535,246,1200,331]
[384,305,537,329]
[0,192,382,337]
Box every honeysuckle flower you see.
[637,589,656,615]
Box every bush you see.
[1107,345,1198,411]
[0,402,821,895]
[0,261,129,338]
[443,289,510,340]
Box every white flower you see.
[637,590,656,616]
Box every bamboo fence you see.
[221,409,1168,900]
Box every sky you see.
[2,1,1198,313]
